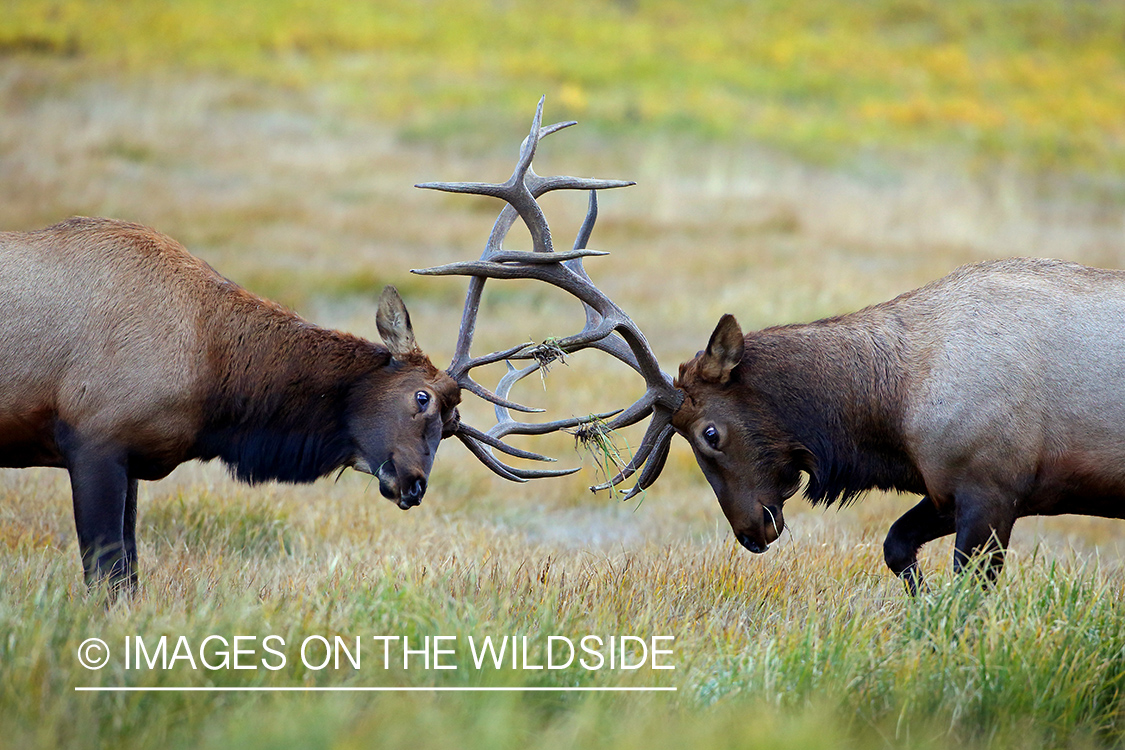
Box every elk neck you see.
[193,289,393,484]
[745,313,926,506]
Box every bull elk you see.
[0,100,631,591]
[666,261,1125,590]
[421,99,1125,590]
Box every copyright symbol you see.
[77,638,110,670]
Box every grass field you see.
[5,0,1125,170]
[3,2,1125,748]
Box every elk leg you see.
[883,495,955,595]
[64,440,130,590]
[122,477,139,591]
[952,493,1015,585]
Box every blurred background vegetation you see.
[3,2,1125,749]
[4,0,1125,170]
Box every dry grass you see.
[4,463,1125,749]
[2,26,1125,749]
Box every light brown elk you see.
[0,107,629,590]
[420,100,1125,590]
[1,218,461,589]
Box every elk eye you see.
[415,391,431,410]
[703,425,720,449]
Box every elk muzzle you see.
[399,477,427,509]
[732,502,784,554]
[373,459,429,510]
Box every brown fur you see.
[0,217,460,588]
[673,257,1125,588]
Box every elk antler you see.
[413,97,684,497]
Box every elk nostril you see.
[395,479,426,510]
[736,532,768,554]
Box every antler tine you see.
[616,423,677,500]
[589,413,675,494]
[418,105,629,414]
[453,361,621,482]
[566,191,640,374]
[418,170,631,414]
[417,97,558,255]
[415,97,683,493]
[416,191,681,425]
[491,361,621,439]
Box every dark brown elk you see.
[667,259,1125,589]
[420,101,1125,589]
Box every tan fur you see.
[893,259,1125,512]
[0,218,208,463]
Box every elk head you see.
[671,315,794,553]
[349,286,461,509]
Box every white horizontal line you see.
[76,686,676,693]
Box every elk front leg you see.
[952,490,1015,585]
[63,439,131,591]
[883,495,955,595]
[122,477,139,591]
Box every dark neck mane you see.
[749,317,925,506]
[195,298,391,484]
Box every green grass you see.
[3,529,1125,749]
[3,0,1125,170]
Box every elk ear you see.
[376,285,418,357]
[700,314,744,383]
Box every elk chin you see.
[376,460,401,502]
[352,456,403,502]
